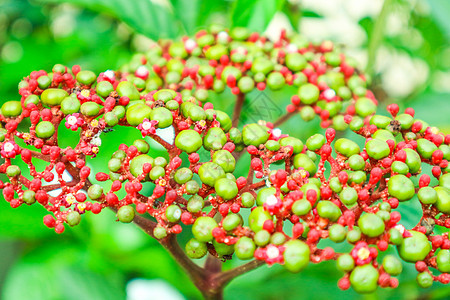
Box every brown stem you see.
[232,93,245,128]
[205,254,222,274]
[273,111,295,127]
[214,260,265,286]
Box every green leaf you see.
[37,0,180,39]
[170,0,201,35]
[231,0,285,32]
[2,244,126,300]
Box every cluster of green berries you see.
[120,27,375,129]
[0,27,449,294]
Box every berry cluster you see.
[1,28,449,294]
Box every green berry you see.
[117,81,140,100]
[187,195,204,213]
[283,240,310,273]
[395,113,414,130]
[251,57,274,74]
[298,83,319,104]
[67,211,81,227]
[435,186,450,214]
[300,106,315,122]
[40,88,68,106]
[391,161,409,175]
[416,139,438,160]
[418,187,437,205]
[104,112,119,127]
[96,81,114,97]
[173,168,193,184]
[76,70,96,85]
[35,121,55,139]
[348,154,365,171]
[316,201,341,221]
[235,236,256,260]
[108,158,122,172]
[204,127,227,150]
[292,199,311,216]
[117,205,135,223]
[267,72,285,90]
[329,224,347,243]
[215,178,238,200]
[350,265,379,294]
[358,213,385,237]
[335,138,360,157]
[347,227,362,243]
[186,238,207,259]
[80,102,100,117]
[212,150,236,173]
[185,180,200,195]
[166,205,182,222]
[1,101,22,117]
[87,184,103,200]
[337,253,355,272]
[237,76,255,93]
[389,228,403,245]
[398,231,431,262]
[133,139,150,154]
[366,139,390,160]
[280,137,304,154]
[198,162,225,187]
[149,166,165,181]
[126,104,151,126]
[382,255,402,276]
[355,97,376,117]
[248,206,272,232]
[242,123,270,146]
[150,107,173,128]
[306,133,326,151]
[340,187,358,206]
[388,175,415,202]
[192,216,218,242]
[22,190,36,204]
[416,272,433,288]
[241,192,255,208]
[6,165,20,177]
[129,154,154,179]
[153,226,167,239]
[175,129,202,153]
[213,239,234,256]
[286,53,307,71]
[293,153,316,175]
[222,214,242,231]
[254,230,271,247]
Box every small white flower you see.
[395,224,405,234]
[104,70,115,80]
[184,39,197,51]
[142,121,152,130]
[266,194,278,206]
[136,66,149,77]
[217,31,229,43]
[272,128,282,138]
[67,116,78,126]
[286,43,298,53]
[3,142,14,152]
[323,88,336,99]
[266,245,280,259]
[91,133,102,147]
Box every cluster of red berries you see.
[0,28,449,294]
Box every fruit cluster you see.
[1,28,449,294]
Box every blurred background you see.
[0,0,450,299]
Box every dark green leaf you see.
[37,0,180,39]
[231,0,285,32]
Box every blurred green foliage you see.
[0,0,449,299]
